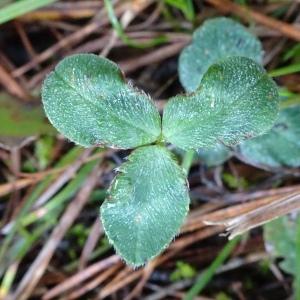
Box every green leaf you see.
[222,173,249,190]
[178,17,263,163]
[100,145,190,266]
[179,17,263,92]
[239,106,300,168]
[264,215,299,275]
[170,261,197,281]
[197,144,232,167]
[42,54,161,148]
[0,92,54,138]
[163,57,279,150]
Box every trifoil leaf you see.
[100,145,190,266]
[162,57,279,150]
[179,17,263,92]
[239,106,300,168]
[42,54,161,148]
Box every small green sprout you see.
[41,18,279,266]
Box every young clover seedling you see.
[178,17,300,169]
[179,17,264,167]
[179,17,263,93]
[42,53,279,266]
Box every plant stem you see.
[182,150,195,175]
[103,0,167,49]
[184,236,241,300]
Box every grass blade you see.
[0,0,57,25]
[184,237,241,300]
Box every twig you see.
[0,64,31,101]
[120,42,188,73]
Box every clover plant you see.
[239,106,300,168]
[42,50,278,266]
[179,17,300,170]
[179,17,263,93]
[202,105,300,169]
[179,17,263,167]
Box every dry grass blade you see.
[79,218,103,270]
[11,3,127,77]
[43,255,120,300]
[0,64,31,101]
[206,0,300,41]
[182,194,284,234]
[145,281,213,300]
[98,270,143,299]
[120,42,189,73]
[65,263,122,300]
[205,192,300,239]
[124,260,156,300]
[0,178,38,198]
[11,165,103,300]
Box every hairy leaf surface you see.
[42,54,161,148]
[179,17,263,92]
[239,106,300,168]
[264,215,299,275]
[100,145,190,266]
[162,57,279,150]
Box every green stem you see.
[182,150,195,175]
[104,0,167,49]
[184,236,241,300]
